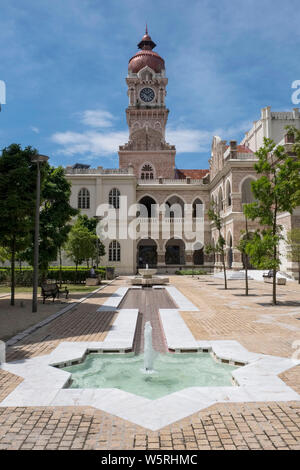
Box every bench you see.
[41,283,69,304]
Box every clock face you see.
[140,87,155,103]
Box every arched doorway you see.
[165,195,185,218]
[193,241,204,265]
[138,196,157,218]
[165,238,185,265]
[137,239,157,268]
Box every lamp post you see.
[31,154,49,313]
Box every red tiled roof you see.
[224,145,254,153]
[176,169,209,179]
[237,145,253,153]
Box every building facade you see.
[65,29,300,278]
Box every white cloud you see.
[79,110,116,128]
[52,107,252,159]
[166,127,211,153]
[52,130,128,156]
[166,120,252,154]
[30,126,40,134]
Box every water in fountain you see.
[143,321,155,372]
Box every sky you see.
[0,0,300,170]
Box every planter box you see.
[85,277,101,286]
[263,277,286,285]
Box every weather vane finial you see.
[145,23,148,35]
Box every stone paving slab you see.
[0,276,300,448]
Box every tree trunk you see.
[245,217,249,296]
[245,256,249,296]
[10,236,16,306]
[298,262,300,284]
[273,269,277,305]
[222,251,227,289]
[272,197,278,305]
[59,248,62,287]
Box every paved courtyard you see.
[0,275,300,450]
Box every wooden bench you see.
[41,283,69,304]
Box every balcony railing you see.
[66,168,130,175]
[137,178,205,185]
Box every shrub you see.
[175,269,206,275]
[0,266,110,286]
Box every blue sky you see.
[0,0,299,169]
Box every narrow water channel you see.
[118,288,176,354]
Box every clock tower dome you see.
[119,27,176,178]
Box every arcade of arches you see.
[137,238,205,268]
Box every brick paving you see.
[0,275,300,450]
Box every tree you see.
[244,133,300,305]
[65,224,97,272]
[23,166,78,277]
[0,246,9,264]
[76,214,105,267]
[0,144,44,305]
[206,202,228,289]
[236,215,252,296]
[286,228,300,284]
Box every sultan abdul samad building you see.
[65,29,300,277]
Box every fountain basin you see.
[131,268,169,286]
[138,268,157,279]
[62,352,238,400]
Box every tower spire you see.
[137,27,156,50]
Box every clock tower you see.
[119,27,176,178]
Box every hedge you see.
[0,266,111,286]
[175,269,206,275]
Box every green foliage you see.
[0,266,107,286]
[65,223,98,267]
[286,228,300,283]
[23,165,78,272]
[243,132,300,303]
[206,202,227,289]
[76,214,106,262]
[0,144,44,304]
[0,247,9,263]
[175,269,206,275]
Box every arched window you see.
[241,178,255,204]
[109,188,120,209]
[226,181,232,207]
[192,198,203,218]
[109,240,120,262]
[140,164,154,180]
[78,188,90,209]
[218,187,223,212]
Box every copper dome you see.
[128,28,165,74]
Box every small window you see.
[78,188,90,209]
[109,188,120,209]
[141,164,154,180]
[109,240,120,262]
